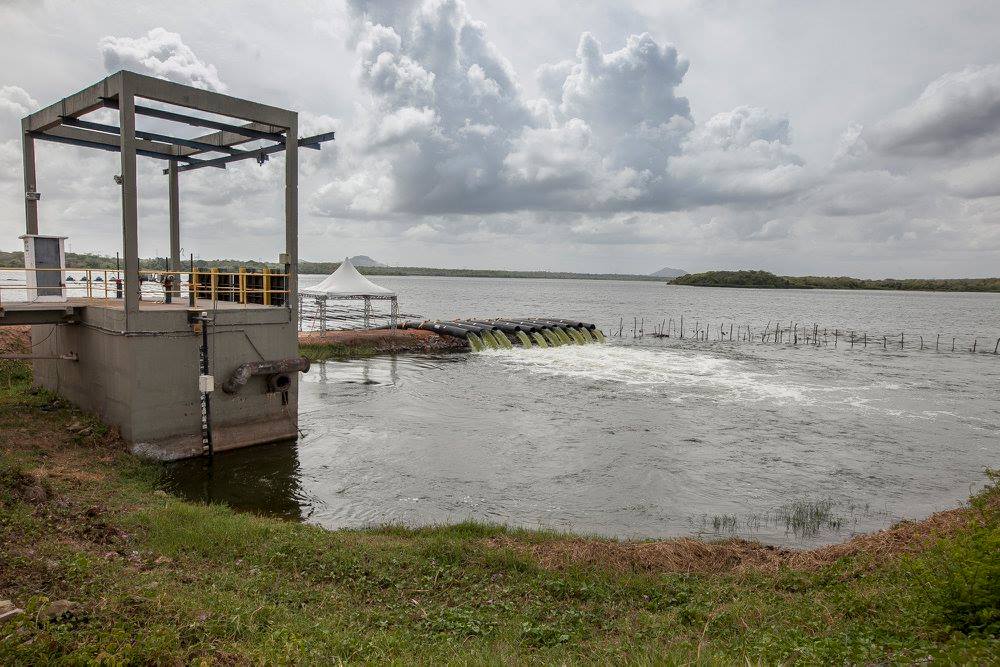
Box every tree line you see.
[0,251,670,283]
[671,270,1000,292]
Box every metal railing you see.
[0,267,290,308]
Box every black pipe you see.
[222,357,311,394]
[532,318,597,330]
[468,320,527,334]
[498,320,553,334]
[503,319,557,333]
[446,321,498,334]
[414,322,473,339]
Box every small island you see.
[671,270,1000,293]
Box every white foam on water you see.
[478,344,829,405]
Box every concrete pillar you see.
[21,118,38,235]
[118,86,140,324]
[284,116,298,315]
[168,159,180,272]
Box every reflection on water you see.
[159,278,1000,547]
[162,441,307,520]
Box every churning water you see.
[165,277,1000,546]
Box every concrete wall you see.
[32,304,300,460]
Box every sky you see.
[1,0,1000,277]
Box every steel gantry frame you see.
[21,70,335,329]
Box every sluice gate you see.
[401,318,603,351]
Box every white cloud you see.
[315,4,810,219]
[99,28,228,92]
[869,64,1000,158]
[0,85,36,121]
[944,155,1000,199]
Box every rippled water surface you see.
[165,276,1000,546]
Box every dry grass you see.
[487,501,982,575]
[0,325,30,354]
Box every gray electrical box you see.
[20,234,67,301]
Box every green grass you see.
[299,342,378,361]
[0,367,998,663]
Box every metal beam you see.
[22,118,38,235]
[119,82,140,320]
[286,116,299,315]
[103,97,288,142]
[168,160,180,273]
[40,124,172,156]
[124,70,295,127]
[61,117,244,155]
[174,122,289,157]
[169,132,335,174]
[31,127,218,166]
[24,72,120,132]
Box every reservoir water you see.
[165,276,1000,546]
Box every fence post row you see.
[604,316,996,355]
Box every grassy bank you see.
[299,342,378,362]
[298,329,468,361]
[672,270,1000,292]
[1,346,998,662]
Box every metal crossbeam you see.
[61,117,245,155]
[30,129,215,166]
[168,131,335,173]
[176,122,287,156]
[103,97,288,142]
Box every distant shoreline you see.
[672,270,1000,293]
[0,250,671,283]
[3,251,998,290]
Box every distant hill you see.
[349,255,385,267]
[671,270,1000,293]
[650,266,687,278]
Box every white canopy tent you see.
[299,257,398,331]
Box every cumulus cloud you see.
[669,106,806,206]
[0,85,36,121]
[869,64,1000,158]
[100,28,228,92]
[3,2,997,278]
[312,1,809,220]
[0,86,37,181]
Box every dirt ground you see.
[0,325,30,354]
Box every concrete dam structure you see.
[3,71,334,460]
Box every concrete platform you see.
[27,300,300,460]
[0,297,278,325]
